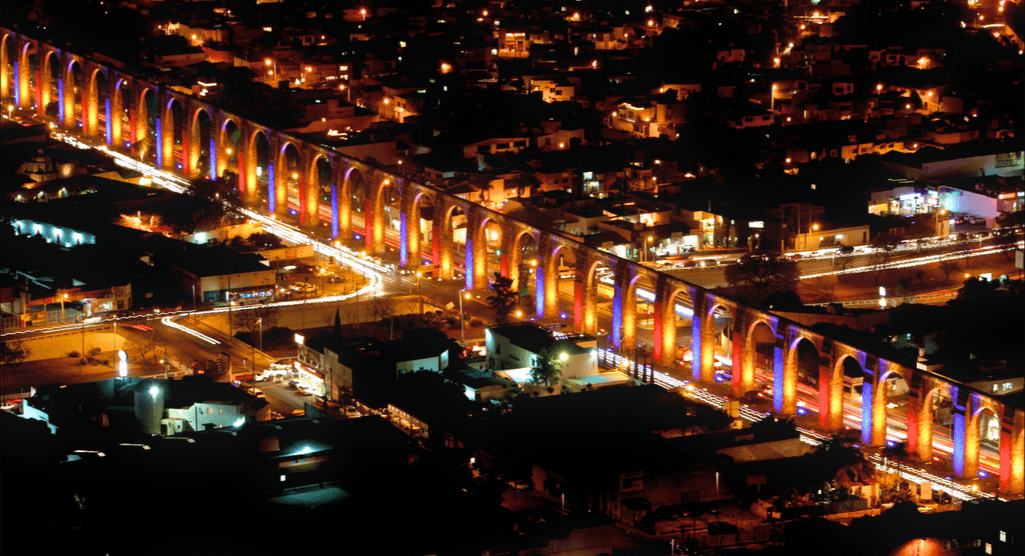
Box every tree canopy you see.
[723,255,799,307]
[486,272,517,324]
[530,345,565,387]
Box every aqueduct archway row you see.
[3,29,1021,495]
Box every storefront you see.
[294,361,326,396]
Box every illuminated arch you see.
[576,258,605,334]
[19,42,37,110]
[276,140,301,219]
[63,58,84,129]
[187,106,213,179]
[245,128,271,207]
[0,33,13,101]
[110,78,130,148]
[306,152,332,229]
[162,96,186,170]
[85,66,107,138]
[966,404,1001,479]
[655,282,690,368]
[916,381,954,462]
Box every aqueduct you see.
[2,28,1022,495]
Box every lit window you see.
[207,407,213,414]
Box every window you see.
[219,408,224,415]
[207,407,213,415]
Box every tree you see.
[0,340,30,374]
[530,345,565,387]
[939,259,961,282]
[723,255,799,306]
[486,272,517,324]
[231,303,278,341]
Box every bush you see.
[67,351,80,358]
[88,347,102,356]
[468,317,484,327]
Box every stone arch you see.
[245,128,271,208]
[575,257,606,334]
[136,87,158,162]
[537,242,571,318]
[781,333,819,416]
[85,66,107,138]
[1,33,16,102]
[695,298,734,383]
[741,317,778,399]
[162,96,186,169]
[654,281,691,368]
[820,353,861,433]
[471,216,502,291]
[508,229,539,291]
[339,165,364,241]
[188,106,213,179]
[306,152,332,229]
[441,202,467,277]
[1008,421,1025,494]
[620,270,657,356]
[218,117,241,186]
[406,190,434,268]
[966,404,1001,479]
[368,175,397,255]
[18,41,37,110]
[867,362,911,447]
[63,58,84,129]
[111,78,130,148]
[41,49,60,117]
[277,141,302,221]
[916,381,954,463]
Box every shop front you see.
[294,362,326,396]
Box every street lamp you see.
[415,272,425,314]
[459,290,470,343]
[59,290,68,324]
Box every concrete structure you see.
[4,29,1021,496]
[20,377,268,436]
[794,224,870,251]
[485,323,597,379]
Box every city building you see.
[20,377,269,437]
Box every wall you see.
[397,355,443,374]
[795,225,870,250]
[938,187,999,219]
[10,328,123,361]
[257,243,315,261]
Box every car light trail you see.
[159,315,220,345]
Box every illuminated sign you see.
[749,221,765,229]
[294,333,305,345]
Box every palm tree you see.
[531,345,566,387]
